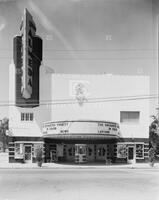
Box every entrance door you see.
[24,145,32,163]
[75,144,87,163]
[96,145,107,161]
[127,146,135,163]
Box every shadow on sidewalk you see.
[47,161,131,167]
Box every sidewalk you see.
[1,153,159,169]
[0,162,159,169]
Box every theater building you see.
[8,9,150,164]
[43,120,121,163]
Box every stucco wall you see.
[50,74,150,138]
[9,69,150,139]
[9,64,52,137]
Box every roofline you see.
[51,73,150,78]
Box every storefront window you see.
[117,143,127,158]
[136,144,144,159]
[15,143,23,159]
[34,143,43,157]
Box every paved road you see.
[0,168,159,200]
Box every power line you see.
[0,47,156,61]
[0,94,157,103]
[0,56,156,61]
[44,57,156,61]
[0,95,157,107]
[0,48,158,52]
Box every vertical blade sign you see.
[20,9,36,99]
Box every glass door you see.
[127,146,135,163]
[24,145,32,163]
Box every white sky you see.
[0,0,158,118]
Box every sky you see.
[0,0,158,118]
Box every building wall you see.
[50,74,150,139]
[9,69,150,163]
[9,63,53,137]
[9,69,150,139]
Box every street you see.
[0,168,159,200]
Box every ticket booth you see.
[75,144,87,163]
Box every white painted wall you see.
[9,68,150,139]
[50,74,150,138]
[9,64,52,137]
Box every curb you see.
[0,164,159,170]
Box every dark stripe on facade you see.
[9,136,43,142]
[119,138,149,143]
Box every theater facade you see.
[8,69,150,164]
[8,9,150,164]
[43,120,121,163]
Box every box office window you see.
[120,111,140,124]
[21,113,34,121]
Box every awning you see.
[43,134,120,140]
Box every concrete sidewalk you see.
[0,162,159,169]
[0,153,159,169]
